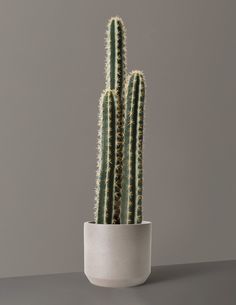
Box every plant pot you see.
[84,221,152,288]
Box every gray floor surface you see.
[0,260,235,305]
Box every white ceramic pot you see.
[84,221,152,288]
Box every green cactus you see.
[105,16,127,223]
[120,71,145,224]
[105,16,127,100]
[95,90,117,224]
[94,17,146,224]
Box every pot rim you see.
[84,220,151,226]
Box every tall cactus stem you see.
[120,71,145,224]
[104,16,127,223]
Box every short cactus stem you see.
[95,90,117,224]
[95,89,123,224]
[120,71,145,224]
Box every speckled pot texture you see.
[84,221,152,288]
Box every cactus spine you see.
[120,72,145,224]
[94,17,146,224]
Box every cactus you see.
[94,17,146,224]
[105,16,127,223]
[120,71,145,224]
[105,17,127,224]
[95,90,118,224]
[105,17,127,101]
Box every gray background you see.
[0,0,235,278]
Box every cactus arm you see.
[95,90,116,224]
[120,73,135,223]
[105,91,116,224]
[127,74,139,224]
[105,17,127,101]
[120,72,145,224]
[94,92,107,223]
[135,74,145,223]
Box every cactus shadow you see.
[145,262,216,285]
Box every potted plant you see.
[84,16,152,288]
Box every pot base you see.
[86,273,150,288]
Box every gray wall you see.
[0,0,235,278]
